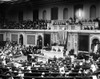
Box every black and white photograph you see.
[0,0,100,79]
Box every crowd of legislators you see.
[0,41,100,79]
[0,17,100,30]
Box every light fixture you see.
[75,9,85,20]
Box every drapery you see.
[51,31,78,54]
[51,31,67,45]
[57,31,67,45]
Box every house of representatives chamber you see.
[0,0,100,79]
[1,0,100,53]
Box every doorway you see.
[78,35,89,51]
[0,34,3,41]
[91,38,100,53]
[74,4,83,19]
[33,9,38,20]
[44,34,51,47]
[19,34,23,45]
[37,35,42,49]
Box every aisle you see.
[13,55,27,61]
